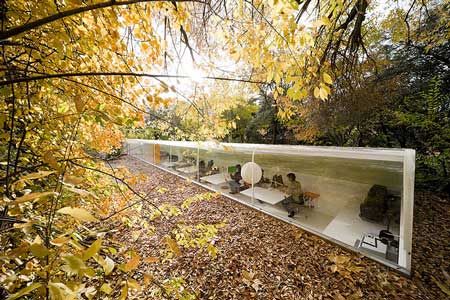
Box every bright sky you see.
[141,0,414,105]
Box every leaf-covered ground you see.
[114,156,449,299]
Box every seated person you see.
[207,160,214,171]
[206,160,218,175]
[228,164,242,194]
[281,173,303,218]
[255,169,271,189]
[199,160,207,177]
[271,174,284,188]
[232,164,242,181]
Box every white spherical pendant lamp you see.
[241,162,262,185]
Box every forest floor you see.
[113,155,449,300]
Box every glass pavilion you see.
[126,139,415,275]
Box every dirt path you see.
[114,155,448,299]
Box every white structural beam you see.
[398,149,415,270]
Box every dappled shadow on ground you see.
[113,155,447,300]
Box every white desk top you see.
[240,187,288,205]
[176,165,198,174]
[161,161,177,167]
[200,173,228,185]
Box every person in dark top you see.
[231,164,242,183]
[228,164,242,194]
[199,160,207,176]
[271,174,284,188]
[281,173,303,217]
[260,169,271,184]
[207,160,214,171]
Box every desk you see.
[200,173,228,185]
[176,165,198,174]
[358,233,387,255]
[241,187,289,205]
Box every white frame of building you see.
[125,139,415,274]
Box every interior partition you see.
[125,139,415,275]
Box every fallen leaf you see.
[144,256,159,263]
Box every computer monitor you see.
[227,165,236,173]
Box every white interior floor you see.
[153,158,401,265]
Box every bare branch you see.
[0,71,265,86]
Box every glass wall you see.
[125,139,414,274]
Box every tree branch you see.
[0,0,206,41]
[68,159,166,219]
[0,71,264,86]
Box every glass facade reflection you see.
[125,139,415,274]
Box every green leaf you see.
[7,283,42,300]
[57,207,98,222]
[82,239,102,261]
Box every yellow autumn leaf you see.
[30,243,49,258]
[123,252,140,272]
[166,236,181,256]
[18,170,55,181]
[100,283,113,295]
[7,283,42,300]
[144,256,159,263]
[50,235,71,247]
[313,87,320,98]
[321,84,331,95]
[323,72,333,84]
[242,270,255,281]
[127,278,142,291]
[74,98,84,113]
[207,244,218,258]
[328,254,351,265]
[48,282,77,300]
[119,283,128,300]
[63,256,96,278]
[43,151,60,171]
[143,273,153,286]
[99,256,115,275]
[82,239,102,261]
[63,175,84,186]
[320,16,332,26]
[57,207,98,222]
[12,192,56,205]
[319,87,328,100]
[68,0,82,5]
[64,186,99,199]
